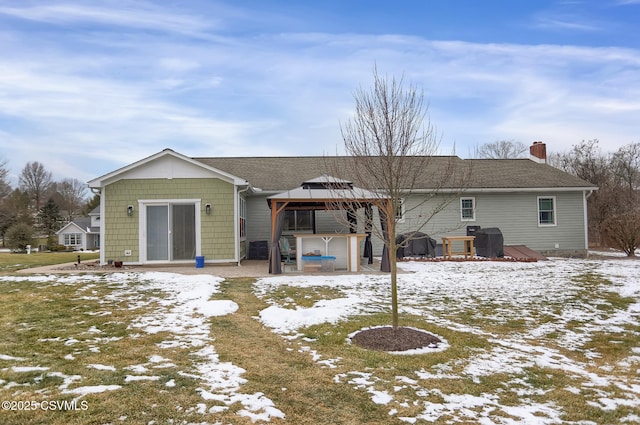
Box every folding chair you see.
[279,236,296,265]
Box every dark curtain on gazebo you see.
[348,206,374,264]
[269,203,285,274]
[379,206,391,272]
[347,210,357,233]
[363,204,373,264]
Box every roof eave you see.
[259,186,599,195]
[419,186,599,193]
[88,149,247,188]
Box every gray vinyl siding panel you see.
[398,191,587,253]
[316,210,350,234]
[246,195,273,243]
[472,191,586,252]
[246,190,587,258]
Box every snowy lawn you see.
[0,255,639,424]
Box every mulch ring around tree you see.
[350,326,442,352]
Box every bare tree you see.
[557,140,640,255]
[559,140,611,185]
[18,161,53,210]
[611,142,640,195]
[557,140,612,246]
[54,178,89,221]
[475,140,528,159]
[327,68,468,328]
[603,210,640,256]
[605,142,640,256]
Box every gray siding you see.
[244,190,588,258]
[316,210,350,234]
[398,191,587,254]
[246,194,272,243]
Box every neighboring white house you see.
[55,207,101,251]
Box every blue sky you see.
[1,0,639,185]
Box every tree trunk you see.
[390,252,399,328]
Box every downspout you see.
[584,190,594,253]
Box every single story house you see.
[87,142,597,271]
[55,207,101,251]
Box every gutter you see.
[583,189,596,252]
[410,186,599,194]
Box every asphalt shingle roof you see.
[194,156,596,192]
[72,217,100,233]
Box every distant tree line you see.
[477,139,640,256]
[0,159,99,251]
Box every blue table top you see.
[301,255,336,260]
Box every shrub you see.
[603,210,640,256]
[5,223,36,252]
[48,244,68,252]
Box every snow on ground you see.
[0,271,285,423]
[1,255,639,424]
[255,256,640,424]
[109,272,285,422]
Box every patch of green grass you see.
[0,275,212,425]
[210,278,401,424]
[540,382,639,425]
[571,271,635,309]
[0,252,100,272]
[597,291,636,312]
[582,329,640,363]
[247,271,640,424]
[2,264,639,424]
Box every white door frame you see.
[138,199,202,264]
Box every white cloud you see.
[159,58,201,72]
[0,2,215,36]
[533,16,601,32]
[0,2,639,181]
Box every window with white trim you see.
[64,233,82,245]
[538,196,556,226]
[239,197,247,239]
[460,197,475,221]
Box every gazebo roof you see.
[267,175,385,209]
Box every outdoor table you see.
[441,236,475,259]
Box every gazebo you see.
[267,175,391,274]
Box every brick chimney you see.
[530,141,547,164]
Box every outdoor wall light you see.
[205,203,212,215]
[127,205,134,216]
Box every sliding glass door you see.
[172,204,196,260]
[147,205,169,261]
[146,204,196,262]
